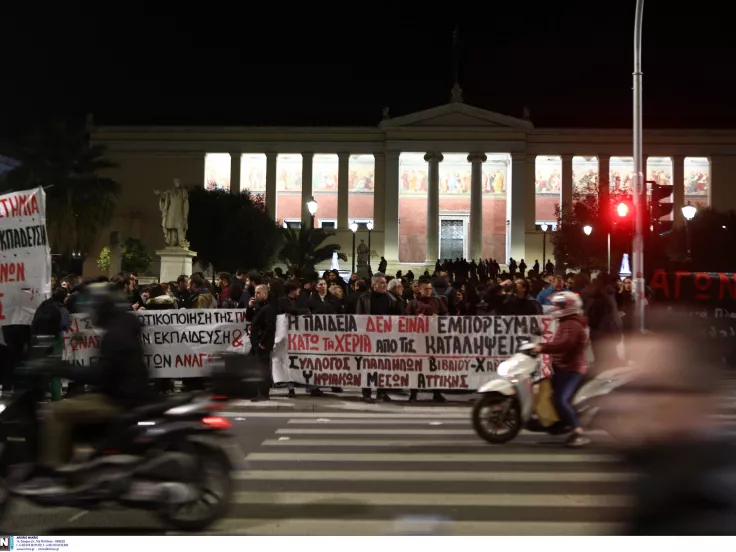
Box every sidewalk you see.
[221,388,478,413]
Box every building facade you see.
[88,100,726,276]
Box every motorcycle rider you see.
[17,282,155,494]
[533,290,590,447]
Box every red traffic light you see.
[617,202,629,217]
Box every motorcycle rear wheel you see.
[157,445,232,532]
[472,393,522,444]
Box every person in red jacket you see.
[533,291,590,447]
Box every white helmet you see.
[549,291,583,319]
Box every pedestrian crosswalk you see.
[195,411,633,536]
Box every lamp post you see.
[307,196,318,229]
[350,220,358,273]
[682,201,696,263]
[366,220,374,272]
[583,225,612,273]
[540,224,548,271]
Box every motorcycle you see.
[0,336,238,532]
[471,335,635,444]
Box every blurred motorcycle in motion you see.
[0,338,237,532]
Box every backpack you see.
[31,299,62,337]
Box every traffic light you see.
[649,180,674,235]
[617,202,629,218]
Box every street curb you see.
[221,399,474,414]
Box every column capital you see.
[338,152,350,160]
[672,154,686,161]
[560,154,574,161]
[385,151,400,161]
[301,152,314,160]
[266,152,278,159]
[467,153,487,163]
[424,152,444,163]
[373,152,386,160]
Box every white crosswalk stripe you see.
[197,411,633,536]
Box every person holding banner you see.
[246,284,278,401]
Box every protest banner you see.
[0,186,51,326]
[62,309,251,378]
[272,314,556,390]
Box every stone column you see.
[383,152,400,263]
[468,153,487,260]
[561,154,573,215]
[672,155,685,226]
[424,152,443,263]
[598,155,610,217]
[230,153,241,195]
[524,156,536,231]
[337,153,350,229]
[300,152,314,228]
[373,153,386,233]
[265,153,278,220]
[508,153,527,261]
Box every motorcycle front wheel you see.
[472,393,522,444]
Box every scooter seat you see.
[118,394,195,425]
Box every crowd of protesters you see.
[0,257,652,403]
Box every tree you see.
[551,188,636,273]
[187,187,282,273]
[97,238,154,275]
[277,226,347,278]
[0,119,120,267]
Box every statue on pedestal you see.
[154,178,190,249]
[356,239,371,277]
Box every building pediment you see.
[380,102,533,132]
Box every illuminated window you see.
[240,154,266,194]
[349,154,375,222]
[572,157,598,197]
[535,155,561,222]
[204,153,230,191]
[275,154,302,224]
[609,157,634,195]
[684,157,710,208]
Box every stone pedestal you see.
[157,247,197,284]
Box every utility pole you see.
[632,0,646,333]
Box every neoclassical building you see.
[88,98,724,276]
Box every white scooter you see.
[471,336,635,444]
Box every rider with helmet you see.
[18,281,154,494]
[533,290,590,447]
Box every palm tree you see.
[0,119,120,266]
[277,227,347,278]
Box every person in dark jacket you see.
[246,284,278,401]
[585,273,623,376]
[18,282,155,493]
[534,290,590,447]
[498,278,543,316]
[307,278,343,314]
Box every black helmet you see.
[75,282,129,328]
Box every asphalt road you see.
[3,381,736,536]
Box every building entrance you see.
[439,215,468,260]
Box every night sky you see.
[1,1,733,134]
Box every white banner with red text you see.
[271,314,556,390]
[0,186,51,327]
[62,309,251,378]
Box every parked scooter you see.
[471,334,635,444]
[0,336,238,531]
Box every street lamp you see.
[366,220,374,272]
[307,196,318,228]
[682,202,696,221]
[583,225,592,236]
[350,220,359,273]
[540,224,548,272]
[682,201,696,263]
